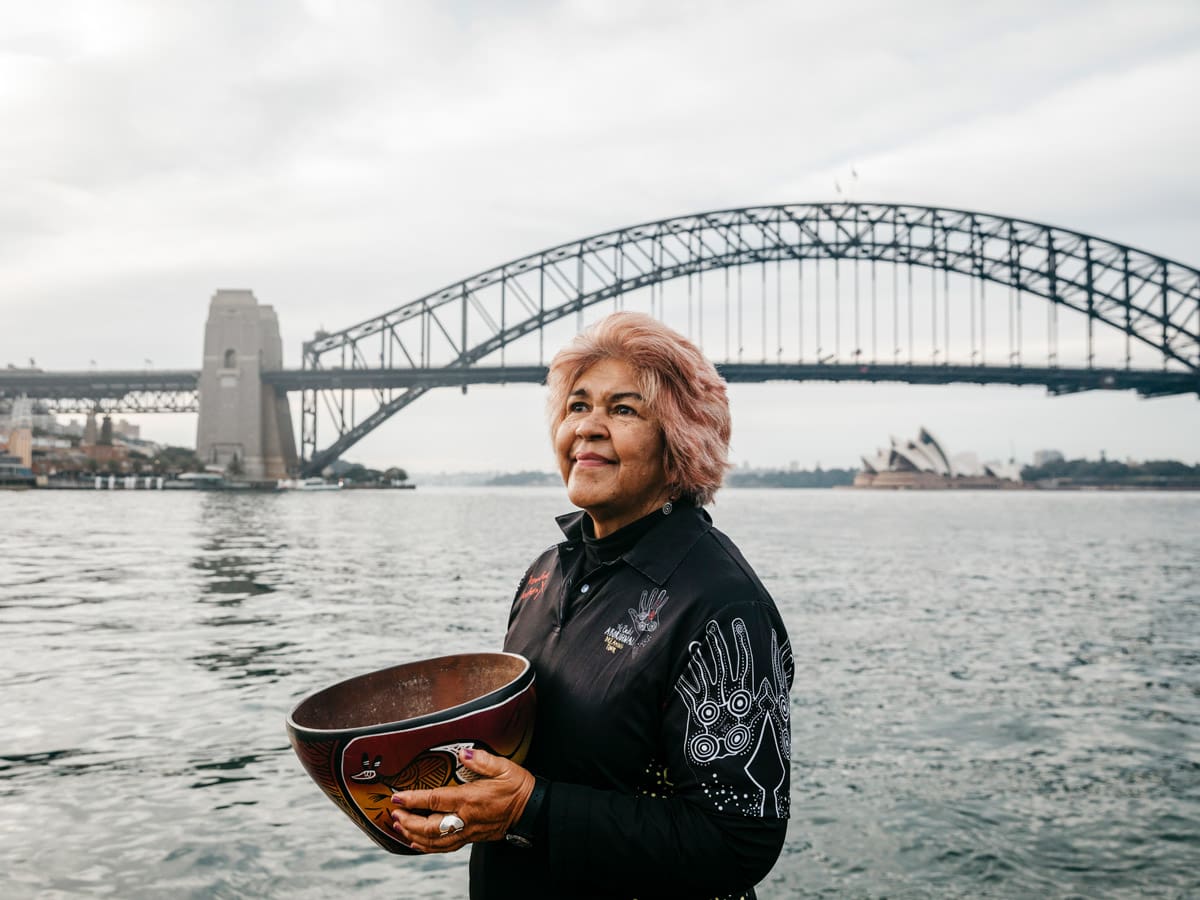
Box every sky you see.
[2,0,1199,474]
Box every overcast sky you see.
[3,0,1199,473]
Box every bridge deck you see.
[2,364,1195,405]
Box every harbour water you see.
[1,488,1197,898]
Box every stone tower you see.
[196,290,298,479]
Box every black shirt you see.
[470,504,794,900]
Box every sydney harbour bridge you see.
[3,202,1198,478]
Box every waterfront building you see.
[0,452,36,488]
[4,397,34,467]
[2,428,33,468]
[855,427,1021,489]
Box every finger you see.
[389,806,430,844]
[731,617,752,685]
[391,817,464,854]
[390,806,427,832]
[390,808,465,849]
[457,745,509,779]
[705,620,730,685]
[770,628,785,692]
[389,818,421,850]
[391,785,459,811]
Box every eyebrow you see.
[569,388,645,403]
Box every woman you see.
[392,312,794,899]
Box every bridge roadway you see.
[2,364,1196,412]
[260,364,1197,397]
[0,369,202,412]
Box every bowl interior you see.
[291,652,527,732]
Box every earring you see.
[662,500,673,515]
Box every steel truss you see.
[27,391,199,414]
[0,370,200,413]
[296,203,1200,474]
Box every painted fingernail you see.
[391,795,406,806]
[463,748,474,760]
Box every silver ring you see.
[438,814,466,835]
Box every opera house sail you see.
[855,428,1021,489]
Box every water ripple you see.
[0,489,1197,898]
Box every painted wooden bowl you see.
[286,652,536,854]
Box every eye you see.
[612,404,637,416]
[567,400,589,414]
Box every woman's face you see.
[554,357,670,538]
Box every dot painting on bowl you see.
[286,652,536,854]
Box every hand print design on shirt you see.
[629,588,668,635]
[674,616,793,817]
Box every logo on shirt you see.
[603,588,668,654]
[518,570,550,603]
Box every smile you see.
[574,453,614,468]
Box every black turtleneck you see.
[580,507,670,572]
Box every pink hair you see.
[546,311,731,505]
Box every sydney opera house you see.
[854,428,1022,489]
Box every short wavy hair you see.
[546,311,731,506]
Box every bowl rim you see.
[286,651,533,739]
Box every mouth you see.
[573,452,614,469]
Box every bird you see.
[428,741,482,783]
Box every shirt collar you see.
[555,504,713,586]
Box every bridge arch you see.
[299,202,1200,474]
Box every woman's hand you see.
[389,747,535,854]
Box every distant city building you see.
[32,437,72,450]
[60,418,85,438]
[856,427,1021,489]
[114,419,140,440]
[3,428,33,467]
[0,400,166,478]
[1033,449,1065,466]
[4,397,34,467]
[1,396,31,428]
[0,403,90,440]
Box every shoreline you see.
[13,480,1200,493]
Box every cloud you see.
[2,1,1198,467]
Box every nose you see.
[575,406,609,439]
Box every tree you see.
[341,463,368,482]
[154,446,204,474]
[1021,456,1200,484]
[384,467,408,483]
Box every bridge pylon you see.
[196,290,297,479]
